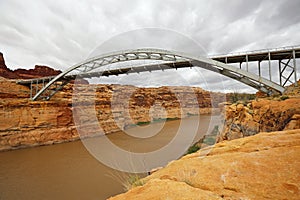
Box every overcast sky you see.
[0,0,300,93]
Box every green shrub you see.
[228,92,256,103]
[186,143,200,154]
[125,174,144,190]
[136,121,150,126]
[166,117,179,121]
[280,96,289,101]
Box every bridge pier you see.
[30,80,33,99]
[246,54,249,71]
[279,60,282,86]
[293,50,298,86]
[268,51,272,81]
[258,61,261,77]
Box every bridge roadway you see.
[17,45,300,100]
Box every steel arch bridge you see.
[18,47,299,101]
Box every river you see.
[0,115,222,200]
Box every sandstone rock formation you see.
[0,52,61,79]
[284,80,300,97]
[284,114,300,130]
[108,129,300,200]
[218,98,300,142]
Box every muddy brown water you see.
[0,115,221,200]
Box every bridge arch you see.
[31,48,285,100]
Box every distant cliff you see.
[0,52,61,79]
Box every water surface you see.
[0,115,221,200]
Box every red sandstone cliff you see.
[0,52,61,79]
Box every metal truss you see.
[17,48,288,101]
[278,50,298,86]
[210,45,299,88]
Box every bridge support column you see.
[268,52,272,81]
[246,54,249,72]
[293,50,298,86]
[30,80,33,99]
[258,61,261,77]
[279,60,282,86]
[36,80,39,96]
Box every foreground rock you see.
[109,129,300,200]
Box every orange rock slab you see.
[109,129,300,200]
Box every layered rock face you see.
[72,84,224,135]
[0,52,61,79]
[218,98,300,141]
[0,79,76,150]
[0,77,224,151]
[108,129,300,200]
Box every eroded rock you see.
[109,129,300,200]
[218,98,300,142]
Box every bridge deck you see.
[210,46,300,63]
[16,61,191,85]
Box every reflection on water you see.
[0,115,221,200]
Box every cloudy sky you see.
[0,0,300,92]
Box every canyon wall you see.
[0,52,61,79]
[0,77,225,151]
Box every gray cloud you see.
[0,0,299,93]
